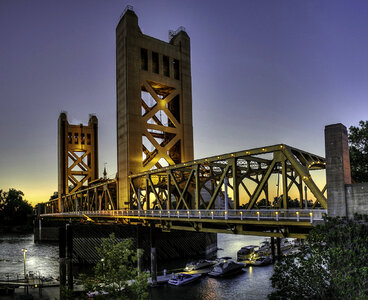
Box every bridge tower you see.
[58,112,99,212]
[116,8,194,209]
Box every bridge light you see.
[309,212,313,216]
[224,211,227,214]
[275,211,278,215]
[231,153,235,157]
[262,148,266,152]
[296,211,299,215]
[187,211,189,214]
[257,211,260,215]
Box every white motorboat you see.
[237,245,258,261]
[208,261,245,277]
[168,273,202,286]
[247,256,273,266]
[185,259,216,271]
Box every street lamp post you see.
[101,258,105,278]
[21,248,27,280]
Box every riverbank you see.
[0,286,59,300]
[0,224,33,234]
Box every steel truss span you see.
[129,144,327,212]
[43,144,327,238]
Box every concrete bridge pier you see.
[325,123,368,217]
[276,237,281,260]
[150,224,157,285]
[66,224,73,291]
[59,226,66,299]
[271,237,275,263]
[137,225,143,273]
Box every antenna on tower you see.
[103,162,107,179]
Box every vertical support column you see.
[271,237,276,263]
[304,185,308,208]
[137,224,143,273]
[66,224,73,291]
[150,224,157,286]
[224,177,229,220]
[194,165,200,210]
[232,158,239,209]
[39,219,42,242]
[59,226,66,298]
[282,159,288,209]
[167,172,171,210]
[298,178,303,208]
[276,237,281,260]
[325,123,352,217]
[146,175,150,210]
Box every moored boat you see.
[208,261,245,277]
[237,245,258,261]
[168,273,201,286]
[246,256,273,266]
[185,259,216,271]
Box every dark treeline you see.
[0,188,34,230]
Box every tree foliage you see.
[82,233,149,299]
[269,215,368,299]
[349,121,368,183]
[0,188,33,225]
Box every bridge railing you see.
[41,208,327,223]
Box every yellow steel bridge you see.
[42,144,327,238]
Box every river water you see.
[0,233,273,299]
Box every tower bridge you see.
[40,8,329,240]
[42,143,327,239]
[37,8,368,279]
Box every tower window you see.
[141,48,148,70]
[152,52,159,74]
[163,55,170,77]
[173,59,180,80]
[68,132,72,144]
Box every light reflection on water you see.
[0,233,273,299]
[0,234,59,279]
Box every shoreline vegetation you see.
[0,189,34,231]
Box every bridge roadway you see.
[41,208,327,239]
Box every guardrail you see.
[41,209,327,224]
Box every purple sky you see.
[1,0,368,205]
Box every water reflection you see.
[0,234,58,279]
[0,233,273,299]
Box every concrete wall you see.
[325,123,368,217]
[346,183,368,218]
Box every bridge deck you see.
[41,209,327,239]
